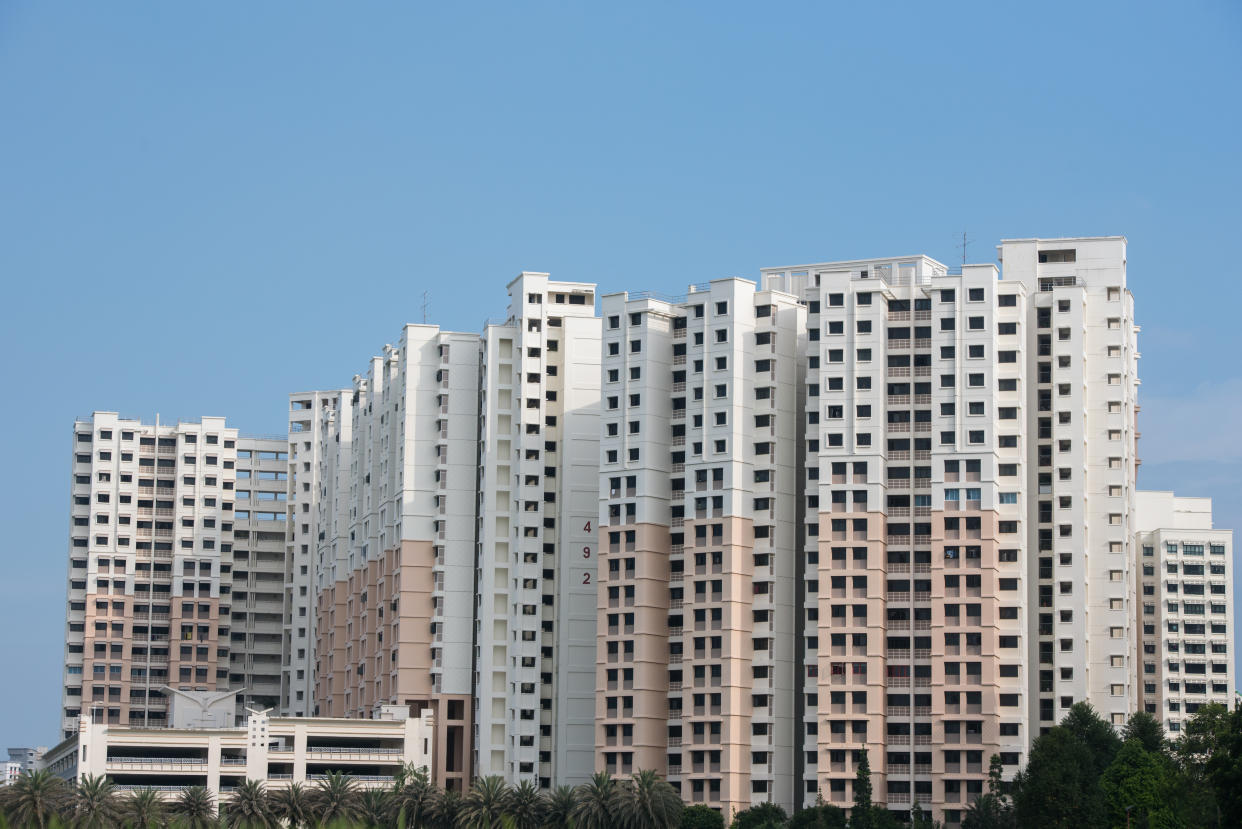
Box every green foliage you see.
[170,785,217,829]
[680,805,725,829]
[359,789,393,827]
[1011,703,1125,828]
[458,776,511,829]
[224,779,273,829]
[504,780,545,829]
[1100,740,1180,829]
[850,749,873,829]
[1013,726,1105,828]
[1123,712,1167,755]
[1060,702,1123,778]
[125,788,166,829]
[1207,703,1242,827]
[429,787,462,829]
[788,804,845,829]
[313,771,363,827]
[540,786,576,829]
[6,769,70,829]
[269,782,312,829]
[70,774,121,829]
[620,771,682,829]
[569,772,617,829]
[731,802,786,829]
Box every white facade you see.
[997,237,1140,731]
[42,701,432,800]
[280,389,351,717]
[4,748,46,784]
[1134,491,1234,733]
[473,275,601,786]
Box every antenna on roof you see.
[422,291,430,324]
[957,231,972,268]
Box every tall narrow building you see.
[63,413,286,739]
[474,275,601,786]
[596,279,805,814]
[280,389,351,717]
[297,274,600,791]
[996,237,1140,734]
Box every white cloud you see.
[1139,377,1242,464]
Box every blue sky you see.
[1,1,1240,745]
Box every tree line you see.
[3,701,1240,829]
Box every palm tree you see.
[171,785,217,829]
[125,787,166,829]
[458,776,511,829]
[570,772,617,829]
[270,782,313,829]
[431,788,463,829]
[619,771,681,829]
[311,771,361,826]
[225,780,274,829]
[540,786,576,829]
[6,770,70,829]
[69,774,121,829]
[360,788,394,827]
[505,780,545,829]
[391,767,437,829]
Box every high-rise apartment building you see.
[473,274,601,785]
[758,237,1138,820]
[1134,491,1234,732]
[599,236,1206,826]
[62,413,286,740]
[56,236,1234,829]
[760,257,1030,819]
[295,274,600,791]
[595,280,806,814]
